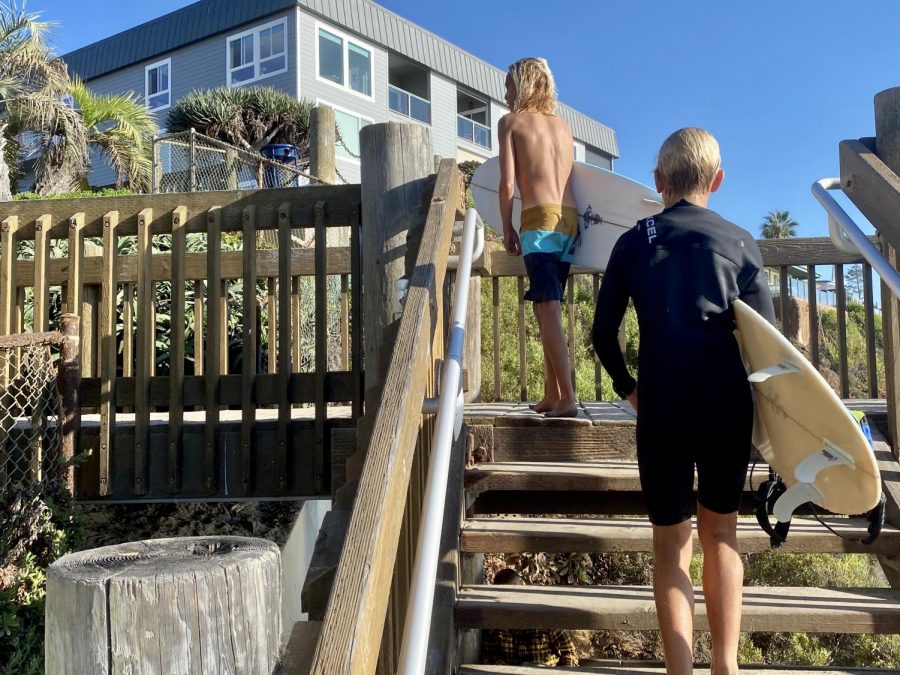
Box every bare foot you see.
[530,399,558,413]
[544,402,578,418]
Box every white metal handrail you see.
[397,207,482,675]
[812,178,900,297]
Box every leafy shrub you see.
[0,484,82,675]
[13,187,134,200]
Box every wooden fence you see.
[0,185,363,499]
[478,236,884,403]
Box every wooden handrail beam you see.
[311,158,460,674]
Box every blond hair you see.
[655,128,721,199]
[507,57,558,115]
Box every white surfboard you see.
[733,299,881,520]
[470,156,663,271]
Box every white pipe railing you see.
[397,207,480,675]
[811,177,900,297]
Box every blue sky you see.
[34,0,900,245]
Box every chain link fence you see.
[152,130,324,194]
[0,331,73,498]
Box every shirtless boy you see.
[498,57,577,418]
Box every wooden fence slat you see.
[341,273,350,371]
[835,263,849,398]
[267,278,277,375]
[492,276,501,402]
[219,280,228,374]
[517,276,527,402]
[193,281,204,377]
[778,264,790,338]
[240,206,258,495]
[291,276,301,373]
[807,264,820,371]
[278,203,293,494]
[168,207,187,494]
[33,214,51,332]
[314,201,328,493]
[0,216,18,337]
[123,284,134,378]
[205,207,222,493]
[134,208,153,495]
[863,262,879,397]
[350,203,363,421]
[66,213,84,318]
[99,212,118,497]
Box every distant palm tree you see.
[761,210,798,239]
[33,77,158,193]
[0,3,87,200]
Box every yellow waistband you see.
[520,204,579,233]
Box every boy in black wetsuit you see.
[592,128,775,675]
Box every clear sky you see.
[33,0,900,244]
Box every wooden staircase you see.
[455,401,900,673]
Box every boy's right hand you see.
[503,227,521,256]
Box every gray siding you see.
[83,10,298,188]
[429,72,460,160]
[63,0,617,160]
[295,0,617,156]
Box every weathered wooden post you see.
[309,105,336,185]
[874,88,900,448]
[46,537,281,675]
[360,122,433,418]
[58,313,79,496]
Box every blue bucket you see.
[261,144,299,187]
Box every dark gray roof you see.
[62,0,618,157]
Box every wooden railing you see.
[478,236,884,404]
[0,185,363,499]
[311,159,462,673]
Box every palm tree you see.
[33,77,158,193]
[761,210,798,239]
[0,2,87,200]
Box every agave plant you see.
[166,86,314,154]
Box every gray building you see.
[61,0,618,187]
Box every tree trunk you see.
[45,536,282,675]
[0,123,12,201]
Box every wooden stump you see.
[45,536,282,675]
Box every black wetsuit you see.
[592,200,776,525]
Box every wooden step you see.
[460,665,898,674]
[466,461,770,494]
[456,584,900,633]
[460,516,900,555]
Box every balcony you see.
[457,115,490,149]
[389,85,430,124]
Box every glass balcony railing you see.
[457,115,491,149]
[389,85,430,124]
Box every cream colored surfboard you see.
[469,156,662,272]
[733,299,881,519]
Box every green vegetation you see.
[166,86,315,153]
[0,484,82,675]
[761,210,798,239]
[13,187,134,200]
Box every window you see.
[227,18,287,86]
[316,24,373,98]
[320,102,372,161]
[146,59,171,110]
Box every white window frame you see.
[317,99,373,165]
[145,58,172,111]
[226,17,288,87]
[314,21,375,101]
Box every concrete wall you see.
[281,497,331,642]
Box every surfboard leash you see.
[804,495,886,546]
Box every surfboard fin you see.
[772,441,855,523]
[748,361,801,383]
